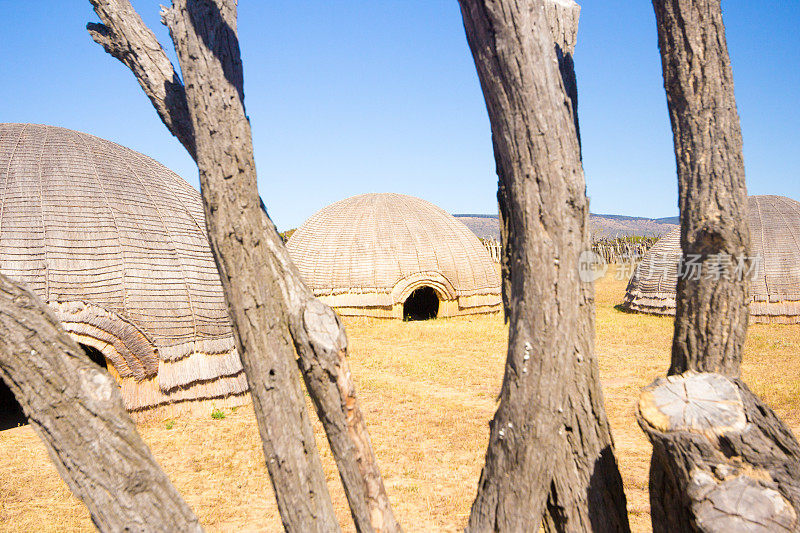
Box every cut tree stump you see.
[637,371,800,532]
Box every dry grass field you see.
[1,265,799,532]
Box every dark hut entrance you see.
[81,343,108,370]
[403,286,439,321]
[0,378,25,431]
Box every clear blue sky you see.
[2,1,797,230]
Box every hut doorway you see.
[0,377,25,431]
[403,286,439,320]
[80,343,108,370]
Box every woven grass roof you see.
[286,193,501,317]
[0,123,245,412]
[623,195,800,323]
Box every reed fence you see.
[480,236,658,265]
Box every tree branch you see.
[87,0,196,159]
[0,273,202,532]
[270,237,401,533]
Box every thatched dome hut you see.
[623,195,800,323]
[0,123,246,413]
[286,193,502,319]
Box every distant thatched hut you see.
[0,123,246,413]
[623,195,800,324]
[287,193,502,319]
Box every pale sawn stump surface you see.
[638,371,800,532]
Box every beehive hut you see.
[623,195,800,323]
[286,193,502,319]
[0,123,247,414]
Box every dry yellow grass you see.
[1,265,798,532]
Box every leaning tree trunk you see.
[0,274,202,532]
[641,2,800,531]
[88,1,398,531]
[654,0,751,379]
[459,1,629,530]
[161,3,337,530]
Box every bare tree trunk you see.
[0,273,202,532]
[637,372,800,532]
[160,3,338,530]
[653,0,751,379]
[642,3,800,532]
[88,1,398,531]
[458,1,629,530]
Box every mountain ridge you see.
[454,213,679,240]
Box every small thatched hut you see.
[623,195,800,323]
[286,193,502,319]
[0,123,246,413]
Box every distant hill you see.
[452,214,502,241]
[454,213,679,241]
[593,213,680,225]
[655,216,679,225]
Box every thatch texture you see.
[286,193,502,318]
[0,123,246,412]
[623,195,800,323]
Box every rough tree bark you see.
[458,1,629,531]
[641,2,800,531]
[654,0,751,378]
[88,1,398,532]
[0,273,202,532]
